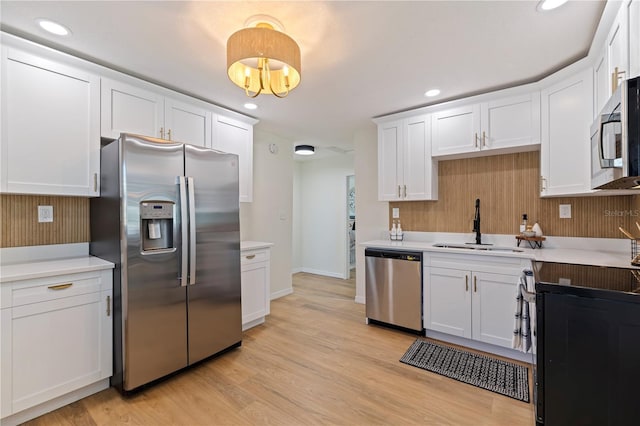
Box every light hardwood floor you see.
[26,272,535,425]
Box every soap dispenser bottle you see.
[520,214,528,234]
[390,221,397,241]
[397,221,403,241]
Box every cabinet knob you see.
[465,275,469,291]
[474,133,479,148]
[482,131,487,147]
[474,275,477,292]
[403,185,407,198]
[160,127,165,139]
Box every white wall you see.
[295,154,354,279]
[353,124,388,304]
[240,129,294,299]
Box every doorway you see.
[346,175,355,279]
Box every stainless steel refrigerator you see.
[90,133,241,392]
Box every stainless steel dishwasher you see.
[365,248,423,333]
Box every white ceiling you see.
[0,1,606,158]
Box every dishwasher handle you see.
[364,248,422,261]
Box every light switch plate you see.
[392,208,400,219]
[559,204,571,219]
[38,205,53,223]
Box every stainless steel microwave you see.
[590,76,640,189]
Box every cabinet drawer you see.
[241,249,269,265]
[6,273,103,308]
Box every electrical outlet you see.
[559,204,571,219]
[392,208,400,219]
[38,205,53,223]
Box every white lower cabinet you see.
[424,252,531,350]
[1,268,113,424]
[240,246,271,330]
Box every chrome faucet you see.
[473,198,481,244]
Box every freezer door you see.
[122,135,188,390]
[185,144,242,364]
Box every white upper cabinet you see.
[377,119,403,201]
[431,92,540,158]
[593,48,610,115]
[627,0,640,79]
[607,3,629,91]
[376,114,437,201]
[1,47,100,197]
[164,98,211,147]
[431,104,481,157]
[212,114,254,203]
[540,67,594,197]
[101,79,163,140]
[593,0,639,112]
[101,78,211,147]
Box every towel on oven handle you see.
[512,269,536,353]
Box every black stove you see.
[535,261,640,425]
[535,261,640,303]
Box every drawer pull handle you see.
[48,283,73,290]
[246,255,256,260]
[474,276,477,292]
[465,275,469,291]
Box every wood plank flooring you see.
[25,272,534,425]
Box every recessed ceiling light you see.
[36,19,71,36]
[537,0,568,11]
[243,103,258,110]
[425,89,441,97]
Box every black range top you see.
[535,262,640,302]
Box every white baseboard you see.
[291,267,303,274]
[271,287,293,300]
[242,317,265,331]
[1,379,109,426]
[424,330,534,363]
[299,268,345,279]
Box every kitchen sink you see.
[433,243,524,253]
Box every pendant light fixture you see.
[227,16,301,98]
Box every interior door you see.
[122,135,187,390]
[185,144,241,364]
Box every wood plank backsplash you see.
[390,151,640,239]
[1,194,90,247]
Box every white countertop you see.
[241,241,274,251]
[362,235,638,270]
[1,256,115,283]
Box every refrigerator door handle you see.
[179,176,188,287]
[187,176,197,285]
